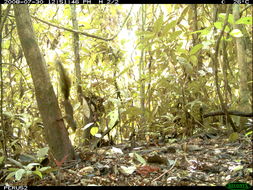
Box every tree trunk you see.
[14,5,75,161]
[233,5,251,128]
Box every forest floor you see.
[5,132,253,186]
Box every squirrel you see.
[56,60,77,132]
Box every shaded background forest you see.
[0,4,252,166]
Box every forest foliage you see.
[0,5,252,183]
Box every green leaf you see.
[154,15,164,33]
[33,170,43,179]
[228,14,234,24]
[6,172,16,180]
[181,62,193,75]
[233,165,243,172]
[177,5,189,24]
[90,127,99,136]
[218,13,234,24]
[235,17,252,25]
[39,166,51,172]
[15,169,26,181]
[245,131,252,136]
[191,28,210,36]
[214,22,222,30]
[190,44,203,55]
[7,168,19,172]
[26,163,40,170]
[170,31,182,40]
[189,55,198,66]
[37,147,49,158]
[214,22,230,32]
[134,153,146,164]
[230,29,243,37]
[163,20,177,34]
[108,110,119,128]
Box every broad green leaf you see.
[154,15,164,33]
[214,22,230,32]
[109,110,119,128]
[39,166,51,172]
[163,20,177,34]
[15,169,26,181]
[230,29,243,38]
[233,165,243,172]
[189,55,198,66]
[90,127,99,136]
[134,153,146,164]
[177,5,189,24]
[235,17,252,25]
[224,25,230,33]
[26,163,40,170]
[181,62,193,75]
[6,172,16,180]
[190,44,203,55]
[228,14,234,24]
[170,31,182,40]
[33,170,43,179]
[245,131,252,136]
[37,147,49,158]
[214,22,222,30]
[191,28,210,36]
[218,13,234,24]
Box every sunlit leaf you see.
[6,172,16,180]
[37,147,49,158]
[33,170,43,179]
[154,15,164,33]
[230,29,243,38]
[190,44,203,55]
[232,165,244,172]
[108,110,119,128]
[189,55,198,66]
[177,5,189,24]
[170,31,182,40]
[163,20,177,34]
[15,169,26,181]
[218,13,234,24]
[134,153,146,164]
[39,166,51,172]
[235,17,252,25]
[181,62,193,75]
[90,127,99,136]
[214,22,222,30]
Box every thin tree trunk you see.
[14,5,75,161]
[233,4,251,128]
